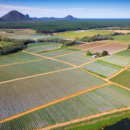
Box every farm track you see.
[41,106,130,130]
[0,82,110,124]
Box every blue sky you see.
[0,0,130,18]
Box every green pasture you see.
[0,68,105,120]
[110,70,130,88]
[0,59,72,82]
[0,41,13,47]
[1,84,130,129]
[56,30,114,39]
[11,52,43,61]
[115,49,130,57]
[82,61,122,77]
[114,35,130,42]
[55,51,94,65]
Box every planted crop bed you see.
[82,61,121,77]
[27,42,55,48]
[0,59,72,82]
[26,44,60,53]
[72,42,105,50]
[89,44,126,54]
[55,51,94,65]
[42,36,65,40]
[1,85,130,129]
[10,36,30,40]
[0,68,106,120]
[12,52,43,61]
[100,55,130,67]
[40,49,77,57]
[0,57,21,66]
[110,70,130,88]
[115,49,130,57]
[25,34,47,39]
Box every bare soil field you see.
[72,42,106,50]
[89,44,127,54]
[114,30,130,34]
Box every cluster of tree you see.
[1,19,130,32]
[86,50,108,57]
[0,38,35,55]
[127,44,130,49]
[77,34,113,42]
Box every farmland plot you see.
[12,52,43,61]
[0,68,106,120]
[82,61,121,77]
[9,36,30,40]
[27,42,55,48]
[42,35,65,40]
[0,59,72,82]
[1,85,130,129]
[72,42,105,50]
[110,70,130,88]
[26,44,60,53]
[0,57,21,66]
[89,44,126,54]
[25,34,47,39]
[40,49,77,57]
[115,49,130,57]
[55,51,94,65]
[100,55,130,67]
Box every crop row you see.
[0,68,106,120]
[1,85,130,129]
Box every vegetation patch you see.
[115,49,130,57]
[1,85,130,129]
[10,36,30,40]
[114,35,130,42]
[81,61,121,77]
[110,70,130,88]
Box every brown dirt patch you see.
[89,44,127,54]
[72,42,106,50]
[114,30,130,34]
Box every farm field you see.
[0,29,36,37]
[0,56,21,66]
[114,30,130,34]
[89,43,126,54]
[11,52,43,61]
[25,34,47,39]
[1,85,130,129]
[56,30,114,39]
[114,35,130,42]
[115,49,130,57]
[0,41,13,47]
[27,42,55,48]
[0,59,72,82]
[100,55,130,67]
[26,44,60,53]
[0,68,106,120]
[55,51,94,65]
[10,36,30,40]
[72,42,105,50]
[41,35,66,40]
[40,49,78,57]
[110,70,130,88]
[82,61,122,77]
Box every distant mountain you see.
[26,14,30,18]
[62,15,77,20]
[1,10,32,21]
[31,15,78,21]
